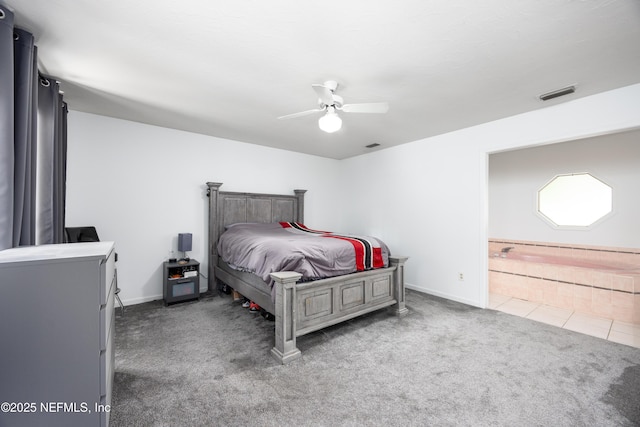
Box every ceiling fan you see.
[278,80,389,133]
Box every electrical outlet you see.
[458,273,464,281]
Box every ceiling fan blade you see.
[311,84,335,106]
[277,108,324,120]
[341,102,389,114]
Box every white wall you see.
[66,112,343,305]
[489,130,640,248]
[339,137,485,307]
[66,83,640,308]
[340,83,640,308]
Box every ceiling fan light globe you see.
[318,111,342,133]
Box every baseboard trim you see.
[121,294,162,307]
[120,285,211,307]
[405,283,483,308]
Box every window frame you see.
[536,172,614,230]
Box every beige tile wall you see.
[489,239,640,323]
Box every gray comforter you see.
[217,222,390,285]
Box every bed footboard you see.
[270,256,408,364]
[270,271,304,364]
[391,256,409,317]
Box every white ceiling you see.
[5,0,640,159]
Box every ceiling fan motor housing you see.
[317,80,343,108]
[326,94,343,108]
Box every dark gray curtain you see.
[37,76,68,245]
[12,28,38,247]
[0,5,67,249]
[0,7,11,250]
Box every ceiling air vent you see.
[539,85,576,101]
[365,143,380,148]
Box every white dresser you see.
[0,242,116,427]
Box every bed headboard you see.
[205,182,307,292]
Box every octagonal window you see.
[538,173,612,228]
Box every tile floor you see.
[489,292,640,349]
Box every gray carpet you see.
[111,290,640,426]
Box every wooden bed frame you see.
[206,182,408,364]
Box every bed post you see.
[294,189,306,223]
[389,256,409,317]
[206,182,223,293]
[270,271,303,364]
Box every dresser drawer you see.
[101,249,116,305]
[100,281,115,351]
[100,312,115,397]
